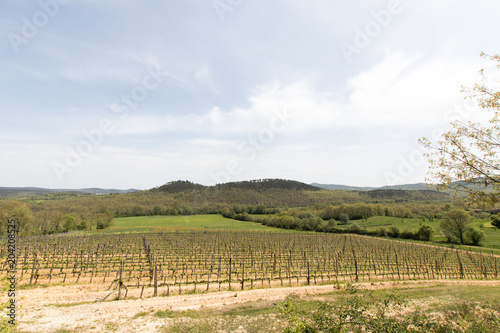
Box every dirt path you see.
[14,280,500,333]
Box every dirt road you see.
[13,279,500,333]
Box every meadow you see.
[87,214,295,234]
[334,215,500,251]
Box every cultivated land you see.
[3,223,500,332]
[334,215,500,252]
[2,180,500,332]
[87,215,295,234]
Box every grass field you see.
[84,213,500,254]
[336,216,500,250]
[88,214,295,234]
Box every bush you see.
[62,215,76,232]
[348,222,360,233]
[388,226,400,238]
[339,213,349,225]
[400,229,415,239]
[377,227,388,237]
[96,220,110,229]
[279,290,500,333]
[76,219,90,230]
[491,214,500,228]
[234,212,252,221]
[465,228,485,246]
[416,224,434,241]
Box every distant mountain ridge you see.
[311,182,432,191]
[0,180,440,199]
[0,187,139,198]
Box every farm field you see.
[85,214,295,234]
[5,232,499,292]
[335,215,500,250]
[3,228,500,332]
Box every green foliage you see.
[92,215,292,234]
[416,224,434,241]
[279,288,409,333]
[388,226,400,238]
[62,215,76,232]
[465,228,485,245]
[364,189,450,202]
[215,179,321,191]
[420,53,500,206]
[279,288,500,333]
[0,201,33,236]
[155,309,175,318]
[151,180,205,194]
[491,214,500,228]
[339,213,349,224]
[76,219,90,230]
[400,229,416,240]
[441,209,471,244]
[377,227,388,237]
[0,177,463,238]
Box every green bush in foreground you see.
[278,285,500,333]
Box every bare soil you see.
[11,279,500,333]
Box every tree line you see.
[0,180,490,238]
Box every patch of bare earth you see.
[12,280,500,333]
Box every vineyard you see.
[2,232,499,300]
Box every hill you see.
[151,180,206,193]
[215,179,320,191]
[360,189,449,202]
[311,182,431,191]
[151,179,320,193]
[310,183,376,191]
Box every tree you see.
[0,201,33,236]
[491,214,500,228]
[465,228,485,246]
[419,53,500,206]
[416,224,434,241]
[76,219,90,230]
[440,209,471,244]
[339,213,349,225]
[95,212,113,229]
[388,226,400,238]
[62,215,76,232]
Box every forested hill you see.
[151,179,320,193]
[360,189,449,202]
[1,178,454,236]
[215,179,320,191]
[312,183,431,191]
[151,180,206,193]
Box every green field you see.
[88,214,295,234]
[83,213,500,254]
[336,216,500,251]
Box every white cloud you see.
[3,0,500,188]
[110,51,488,141]
[195,66,221,95]
[345,50,483,128]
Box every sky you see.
[1,0,500,190]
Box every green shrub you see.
[76,220,90,230]
[416,224,434,241]
[400,229,415,240]
[465,228,485,246]
[491,214,500,229]
[388,226,400,238]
